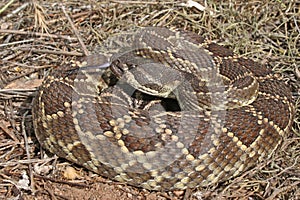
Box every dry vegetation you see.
[0,0,299,199]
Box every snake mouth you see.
[133,90,181,112]
[110,59,125,78]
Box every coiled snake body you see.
[32,27,294,191]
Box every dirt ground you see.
[0,0,299,199]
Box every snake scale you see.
[32,27,294,191]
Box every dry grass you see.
[0,0,299,199]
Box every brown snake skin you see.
[32,27,294,191]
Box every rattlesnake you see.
[32,27,294,191]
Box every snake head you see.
[110,59,128,79]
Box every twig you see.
[22,111,35,193]
[45,187,59,200]
[0,88,37,99]
[1,49,24,61]
[0,29,77,41]
[0,157,56,167]
[61,5,89,56]
[0,60,48,70]
[0,0,16,14]
[0,121,19,142]
[110,0,175,5]
[4,99,18,140]
[2,69,38,83]
[17,48,83,56]
[265,181,300,200]
[0,39,35,48]
[34,174,90,188]
[32,0,49,33]
[1,2,29,20]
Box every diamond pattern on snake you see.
[32,27,294,191]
